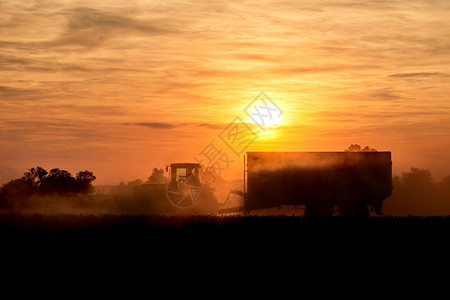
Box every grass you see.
[1,213,450,270]
[1,212,450,233]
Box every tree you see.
[39,168,77,195]
[0,178,35,208]
[22,166,48,183]
[0,166,51,208]
[437,176,450,209]
[344,144,377,152]
[128,179,144,186]
[21,166,48,192]
[384,167,437,216]
[401,167,433,186]
[148,168,167,183]
[0,166,97,210]
[75,170,96,194]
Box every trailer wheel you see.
[304,199,334,216]
[337,199,369,217]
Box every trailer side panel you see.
[246,152,392,214]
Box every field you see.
[2,213,450,264]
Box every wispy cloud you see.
[41,6,176,50]
[131,122,178,129]
[0,85,43,100]
[195,123,225,130]
[389,72,447,78]
[127,122,225,130]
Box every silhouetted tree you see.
[402,167,433,186]
[0,178,35,208]
[384,167,438,216]
[0,166,97,210]
[20,166,47,194]
[148,168,167,183]
[345,144,377,152]
[438,176,450,206]
[22,166,48,184]
[75,170,96,194]
[128,179,144,186]
[39,168,77,195]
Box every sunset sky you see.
[1,0,449,185]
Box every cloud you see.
[129,122,225,130]
[0,85,42,100]
[271,64,371,75]
[56,104,127,116]
[0,86,20,93]
[369,88,403,100]
[389,72,447,78]
[195,123,225,130]
[0,54,30,67]
[41,6,176,49]
[131,122,178,129]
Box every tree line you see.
[384,167,450,216]
[0,166,96,208]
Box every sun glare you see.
[248,104,283,136]
[248,105,283,128]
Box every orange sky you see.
[1,0,449,185]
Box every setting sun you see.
[0,0,449,189]
[248,104,284,130]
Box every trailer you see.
[245,152,392,216]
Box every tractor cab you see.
[166,163,203,208]
[167,163,202,186]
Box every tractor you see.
[133,163,219,215]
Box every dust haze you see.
[246,151,385,172]
[0,164,239,216]
[1,155,450,216]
